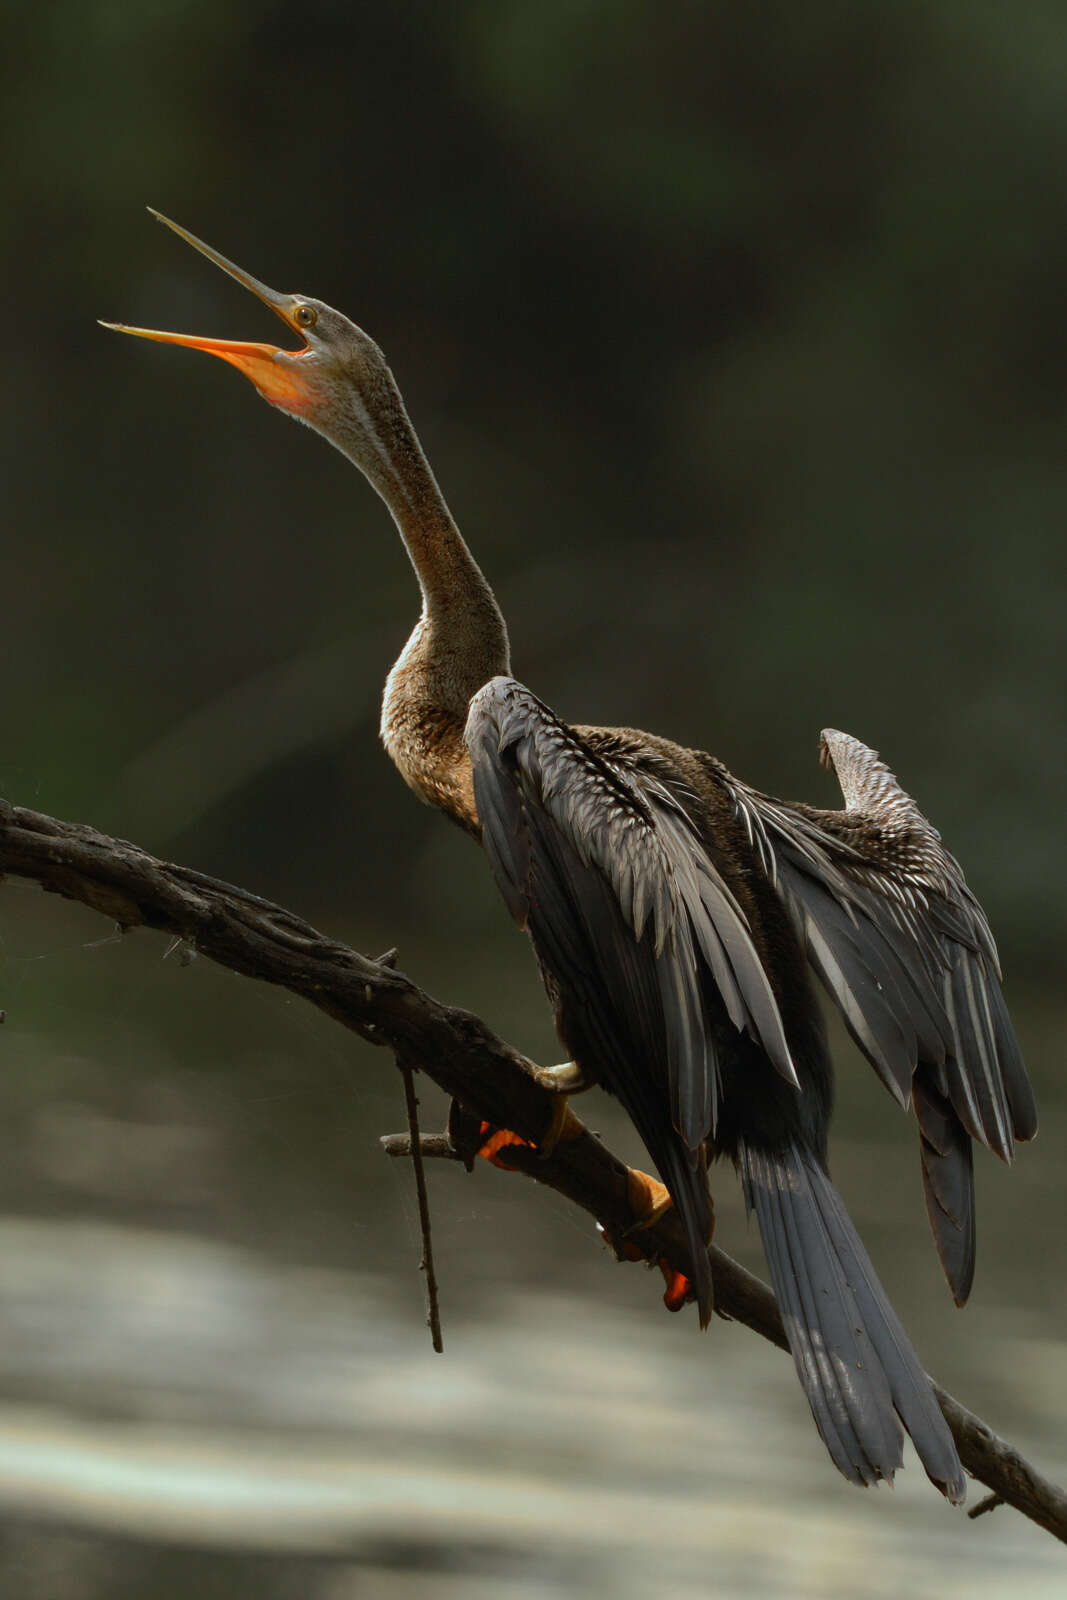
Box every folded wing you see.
[465,676,798,1326]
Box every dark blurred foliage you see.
[1,7,1066,1589]
[4,0,1066,973]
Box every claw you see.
[660,1263,693,1312]
[531,1059,591,1095]
[613,1234,695,1313]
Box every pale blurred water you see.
[0,1218,1062,1599]
[0,896,1064,1596]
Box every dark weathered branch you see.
[1,797,1065,1542]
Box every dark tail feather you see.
[741,1140,965,1502]
[914,1076,976,1306]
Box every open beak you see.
[100,210,316,412]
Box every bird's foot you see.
[621,1239,693,1312]
[526,1061,589,1158]
[624,1166,674,1227]
[531,1059,591,1095]
[466,1061,587,1167]
[533,1093,585,1159]
[612,1166,712,1316]
[474,1123,534,1168]
[473,1096,584,1167]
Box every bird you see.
[104,211,1037,1503]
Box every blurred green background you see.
[2,3,1065,1595]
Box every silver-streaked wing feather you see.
[468,679,799,1116]
[465,677,799,1325]
[724,728,1035,1303]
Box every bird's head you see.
[101,211,409,493]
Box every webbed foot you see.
[471,1061,589,1165]
[617,1166,714,1316]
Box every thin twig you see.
[399,1061,444,1353]
[968,1492,1005,1520]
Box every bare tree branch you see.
[1,796,1065,1543]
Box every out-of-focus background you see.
[2,4,1066,1595]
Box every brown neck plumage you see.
[352,383,509,832]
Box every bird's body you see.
[108,213,1036,1504]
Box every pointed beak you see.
[100,210,317,413]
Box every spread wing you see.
[725,728,1036,1304]
[465,676,798,1326]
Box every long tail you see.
[740,1139,965,1502]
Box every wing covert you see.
[723,728,1036,1302]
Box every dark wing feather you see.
[913,1077,976,1305]
[465,677,798,1326]
[725,728,1036,1304]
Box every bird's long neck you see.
[350,385,509,832]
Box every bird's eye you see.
[293,304,317,329]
